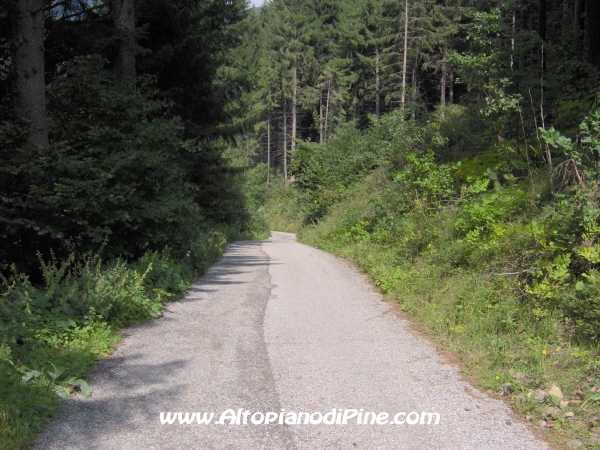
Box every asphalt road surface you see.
[35,232,548,450]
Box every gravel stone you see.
[548,385,563,400]
[500,383,513,396]
[542,407,561,419]
[534,389,549,403]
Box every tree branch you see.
[44,1,68,12]
[52,4,108,22]
[492,270,533,276]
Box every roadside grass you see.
[288,173,600,448]
[0,227,239,450]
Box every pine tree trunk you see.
[112,0,135,92]
[440,72,446,118]
[267,109,271,187]
[291,56,297,155]
[400,0,409,112]
[574,0,582,30]
[282,96,287,181]
[440,48,446,119]
[511,11,515,70]
[586,0,600,68]
[324,79,330,141]
[319,91,324,144]
[449,74,454,104]
[539,0,547,74]
[375,44,380,119]
[411,61,415,120]
[538,0,546,41]
[12,0,48,149]
[353,84,358,120]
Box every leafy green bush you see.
[290,113,440,223]
[393,150,456,206]
[569,270,600,339]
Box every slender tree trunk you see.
[319,90,324,144]
[282,96,287,181]
[574,0,582,31]
[511,11,515,70]
[353,84,358,120]
[112,0,135,92]
[586,0,600,68]
[449,74,454,104]
[12,0,48,149]
[440,70,446,118]
[291,55,297,155]
[324,79,330,141]
[267,109,271,187]
[411,52,417,120]
[440,48,446,119]
[375,43,380,119]
[538,42,554,195]
[401,0,409,112]
[538,0,547,75]
[538,0,547,41]
[519,9,524,71]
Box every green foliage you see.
[393,150,456,206]
[290,112,440,222]
[291,123,372,222]
[580,106,600,155]
[137,0,248,133]
[240,164,270,238]
[569,270,600,339]
[454,186,531,252]
[0,358,57,450]
[261,178,304,233]
[1,0,258,275]
[1,56,201,271]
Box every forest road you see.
[35,231,548,450]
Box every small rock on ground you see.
[548,385,563,400]
[542,406,561,419]
[534,389,549,403]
